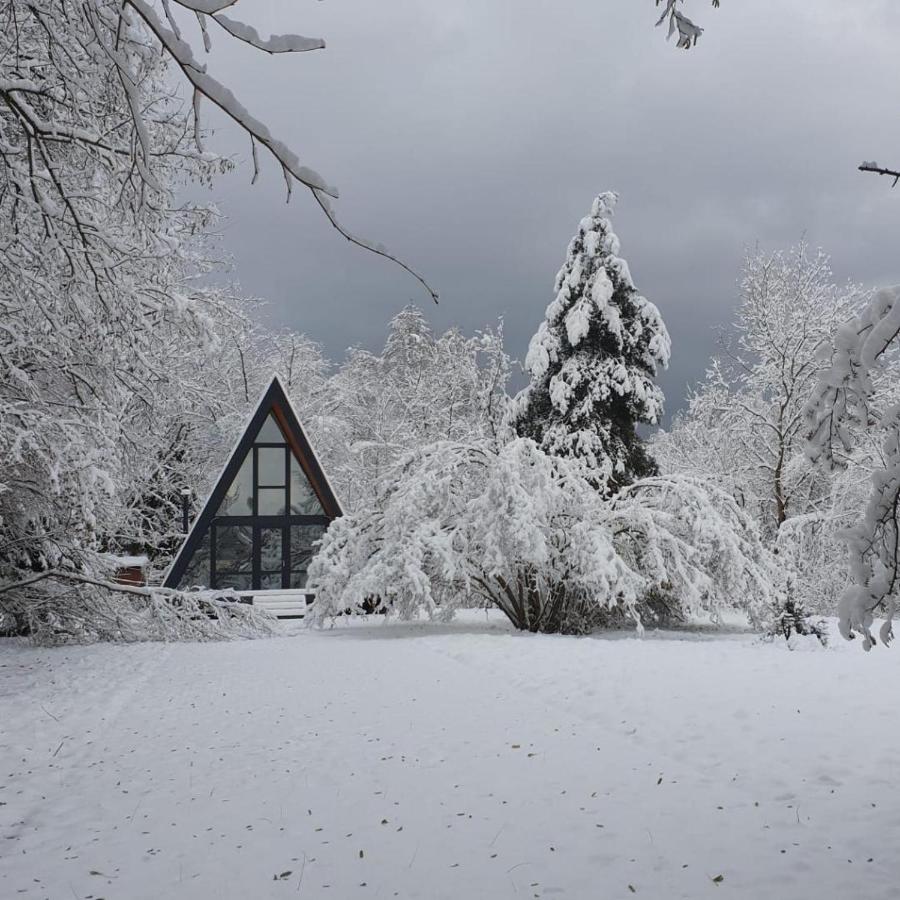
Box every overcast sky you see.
[196,0,900,416]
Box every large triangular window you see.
[164,379,341,594]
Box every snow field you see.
[2,613,899,899]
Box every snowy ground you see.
[2,613,899,900]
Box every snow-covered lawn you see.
[2,613,898,899]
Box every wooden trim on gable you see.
[270,393,342,520]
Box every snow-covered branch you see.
[654,0,720,49]
[0,0,436,303]
[859,162,900,188]
[212,14,325,54]
[0,570,277,643]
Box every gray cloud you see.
[195,0,900,417]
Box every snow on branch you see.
[176,0,238,13]
[212,14,326,54]
[0,569,278,643]
[136,0,438,302]
[655,0,720,49]
[859,162,900,188]
[128,0,336,195]
[0,0,436,303]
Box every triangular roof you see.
[163,375,342,589]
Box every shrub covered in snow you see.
[763,592,828,648]
[308,438,776,634]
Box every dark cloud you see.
[196,0,900,417]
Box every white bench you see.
[233,590,314,619]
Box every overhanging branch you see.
[859,162,900,187]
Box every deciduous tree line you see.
[4,0,900,645]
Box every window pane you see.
[258,488,286,516]
[290,457,325,515]
[289,570,310,590]
[217,450,253,516]
[260,572,283,590]
[215,525,252,573]
[217,572,252,591]
[178,532,210,589]
[258,447,286,486]
[257,413,285,443]
[290,525,326,587]
[260,528,284,571]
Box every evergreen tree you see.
[513,193,671,494]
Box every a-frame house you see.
[163,376,341,615]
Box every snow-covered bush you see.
[308,438,776,634]
[762,591,828,648]
[609,476,776,628]
[513,193,670,495]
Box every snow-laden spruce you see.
[805,285,900,648]
[513,193,671,495]
[308,437,775,634]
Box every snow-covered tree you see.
[0,0,433,297]
[513,193,671,495]
[806,285,900,647]
[655,244,874,613]
[322,307,510,509]
[0,0,276,635]
[667,246,866,531]
[309,437,775,634]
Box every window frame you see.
[209,441,328,590]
